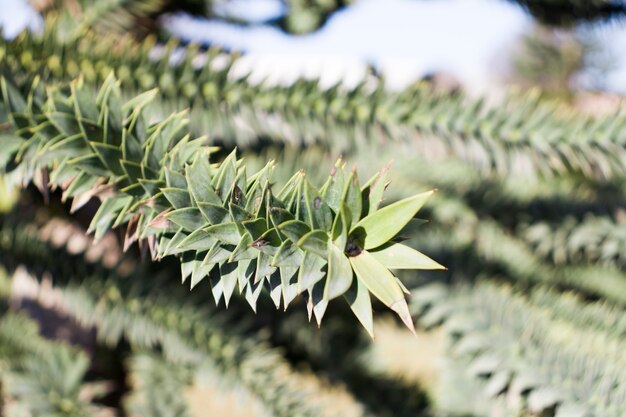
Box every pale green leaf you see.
[177,229,215,251]
[280,266,300,308]
[321,158,345,212]
[203,223,240,245]
[161,187,192,210]
[271,240,303,267]
[298,251,326,291]
[187,157,220,205]
[369,242,445,270]
[203,242,233,265]
[350,250,415,332]
[352,190,434,250]
[197,202,230,225]
[220,262,239,307]
[165,208,208,232]
[325,242,353,300]
[344,279,374,338]
[342,170,361,228]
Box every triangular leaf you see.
[297,230,329,259]
[325,242,353,300]
[369,242,445,270]
[350,250,414,332]
[165,208,208,232]
[298,251,326,291]
[278,219,311,243]
[352,190,434,250]
[344,278,374,338]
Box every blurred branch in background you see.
[511,25,586,100]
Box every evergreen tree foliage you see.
[0,1,625,416]
[3,22,626,180]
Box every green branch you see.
[412,281,626,417]
[244,145,626,303]
[519,215,626,269]
[3,24,626,180]
[0,308,110,416]
[0,74,443,334]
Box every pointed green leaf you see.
[180,252,195,284]
[271,240,303,267]
[68,154,109,177]
[91,142,125,176]
[229,202,251,224]
[296,230,329,259]
[278,220,311,243]
[229,234,257,262]
[203,242,233,265]
[342,170,362,227]
[88,195,132,240]
[280,266,300,308]
[121,160,144,183]
[210,272,224,305]
[277,170,302,203]
[369,243,445,270]
[255,252,276,283]
[237,259,255,293]
[177,229,215,251]
[311,280,328,327]
[211,149,237,201]
[187,157,221,204]
[303,180,332,231]
[250,230,281,258]
[220,262,239,307]
[298,251,326,291]
[165,208,207,232]
[325,242,353,300]
[197,202,230,224]
[268,270,282,308]
[245,278,263,312]
[349,250,403,306]
[344,278,374,338]
[242,218,267,240]
[191,252,213,289]
[48,112,82,136]
[165,168,187,189]
[269,207,295,229]
[331,203,351,251]
[204,223,241,245]
[352,190,434,250]
[122,131,143,162]
[162,187,192,210]
[321,158,345,212]
[362,162,391,216]
[350,250,414,332]
[163,228,187,256]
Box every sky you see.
[0,0,43,37]
[164,0,532,91]
[577,19,626,93]
[2,0,626,93]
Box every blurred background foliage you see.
[0,0,625,416]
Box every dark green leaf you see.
[297,230,329,259]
